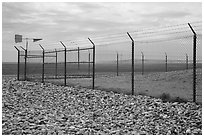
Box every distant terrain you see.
[2,62,202,103]
[2,61,202,75]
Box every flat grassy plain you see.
[2,62,202,103]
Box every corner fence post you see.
[165,52,168,72]
[55,49,58,78]
[188,23,197,102]
[117,52,119,76]
[60,41,67,86]
[39,44,45,83]
[14,46,20,80]
[127,32,134,95]
[20,46,27,80]
[141,52,144,75]
[88,38,95,89]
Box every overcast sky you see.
[2,2,202,62]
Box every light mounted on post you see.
[14,34,43,50]
[33,38,43,42]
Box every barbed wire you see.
[84,21,201,40]
[87,21,202,40]
[66,24,201,45]
[25,21,202,51]
[134,35,194,44]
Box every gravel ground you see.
[2,76,202,135]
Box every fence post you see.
[188,23,197,102]
[127,32,134,95]
[165,52,167,72]
[60,41,67,86]
[14,46,20,80]
[141,52,144,75]
[55,49,58,78]
[39,44,45,83]
[88,38,95,89]
[20,46,27,80]
[88,51,90,76]
[78,47,80,70]
[117,52,119,76]
[186,53,188,70]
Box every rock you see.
[186,128,191,134]
[172,102,178,106]
[2,76,202,135]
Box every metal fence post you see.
[117,52,119,76]
[127,32,134,95]
[165,52,167,72]
[55,49,58,78]
[186,53,188,70]
[78,47,80,70]
[39,44,45,83]
[88,52,90,76]
[60,41,67,86]
[93,45,95,89]
[188,23,197,102]
[88,38,95,89]
[141,52,144,75]
[20,46,27,80]
[14,46,20,80]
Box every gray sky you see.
[2,2,202,62]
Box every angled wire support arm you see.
[188,23,197,102]
[60,41,67,86]
[88,38,95,89]
[127,32,135,95]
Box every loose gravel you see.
[2,76,202,135]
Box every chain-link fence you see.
[14,22,202,103]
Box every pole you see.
[14,46,20,80]
[88,38,95,89]
[186,53,188,70]
[193,35,196,102]
[55,49,58,78]
[141,52,144,75]
[188,23,197,102]
[127,32,134,95]
[42,50,44,83]
[165,52,167,72]
[78,47,80,70]
[93,45,95,89]
[117,52,119,76]
[39,44,44,83]
[88,52,90,76]
[20,46,27,80]
[25,50,27,80]
[26,38,28,50]
[60,41,67,86]
[25,38,28,80]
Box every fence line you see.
[14,22,201,102]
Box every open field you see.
[2,62,202,75]
[3,62,202,103]
[45,69,202,103]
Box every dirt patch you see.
[46,69,202,103]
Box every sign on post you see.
[15,34,22,43]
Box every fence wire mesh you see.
[16,22,202,102]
